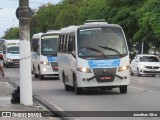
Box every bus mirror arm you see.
[87,74,123,81]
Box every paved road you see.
[3,65,160,120]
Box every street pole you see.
[19,0,33,106]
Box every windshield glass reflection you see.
[41,35,59,56]
[78,27,128,59]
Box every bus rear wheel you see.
[63,74,70,91]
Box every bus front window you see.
[7,46,19,54]
[78,27,128,59]
[41,35,59,56]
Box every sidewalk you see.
[0,76,61,120]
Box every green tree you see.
[134,0,160,51]
[2,27,19,39]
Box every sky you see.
[0,0,60,38]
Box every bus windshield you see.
[78,27,128,59]
[7,46,19,54]
[41,35,59,56]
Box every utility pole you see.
[19,0,33,106]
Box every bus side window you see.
[3,46,6,54]
[32,38,38,52]
[60,35,64,52]
[68,36,73,53]
[36,39,40,54]
[66,35,70,53]
[58,35,61,52]
[63,35,67,52]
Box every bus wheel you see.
[39,75,44,80]
[6,64,9,68]
[74,80,82,95]
[38,70,44,80]
[63,75,70,91]
[34,73,38,78]
[119,85,127,93]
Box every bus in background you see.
[3,39,20,68]
[31,30,60,80]
[0,39,5,60]
[58,20,130,94]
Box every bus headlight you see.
[7,58,12,61]
[77,67,91,73]
[40,61,50,65]
[118,65,130,72]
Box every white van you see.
[3,40,20,68]
[58,20,130,94]
[31,30,60,80]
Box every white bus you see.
[58,20,130,94]
[3,39,20,68]
[31,30,60,80]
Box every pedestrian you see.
[0,64,5,77]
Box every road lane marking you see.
[129,86,160,94]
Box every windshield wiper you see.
[81,47,107,58]
[98,46,123,57]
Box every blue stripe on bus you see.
[88,59,120,68]
[47,56,57,62]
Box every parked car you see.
[130,54,160,76]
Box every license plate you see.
[100,76,112,80]
[15,63,19,64]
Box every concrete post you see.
[19,0,33,106]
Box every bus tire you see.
[74,80,82,95]
[63,75,70,91]
[119,85,127,93]
[34,73,38,78]
[38,66,44,80]
[39,75,44,80]
[6,64,9,68]
[64,84,70,91]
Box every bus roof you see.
[32,30,60,39]
[60,23,122,34]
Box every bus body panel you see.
[31,31,59,78]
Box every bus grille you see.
[92,68,117,75]
[50,62,58,71]
[12,59,20,62]
[92,68,117,82]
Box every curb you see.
[4,77,72,120]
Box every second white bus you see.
[31,30,60,80]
